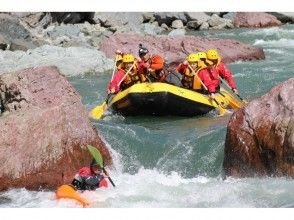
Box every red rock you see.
[100,33,265,68]
[0,66,112,191]
[223,78,294,178]
[234,12,282,28]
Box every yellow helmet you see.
[122,54,135,63]
[206,49,220,61]
[196,52,207,60]
[115,54,123,62]
[187,53,199,63]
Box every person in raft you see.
[136,44,166,82]
[71,159,108,190]
[176,53,201,91]
[203,49,239,98]
[108,53,147,94]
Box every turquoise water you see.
[1,25,294,208]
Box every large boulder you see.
[233,12,282,28]
[100,33,265,68]
[0,13,38,51]
[0,45,114,76]
[223,78,294,178]
[0,66,112,191]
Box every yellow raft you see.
[55,184,90,207]
[108,82,243,116]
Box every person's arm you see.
[137,61,150,75]
[218,62,237,90]
[176,63,188,75]
[108,70,125,93]
[198,69,216,93]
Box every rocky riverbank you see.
[1,12,287,76]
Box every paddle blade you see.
[89,102,107,120]
[212,98,229,116]
[87,145,104,168]
[217,106,228,116]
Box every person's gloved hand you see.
[116,50,123,55]
[108,88,115,94]
[209,93,216,99]
[232,88,238,95]
[183,60,189,65]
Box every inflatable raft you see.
[108,82,241,116]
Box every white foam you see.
[264,49,285,54]
[253,38,294,48]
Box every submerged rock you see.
[0,66,112,191]
[100,33,265,68]
[223,78,294,178]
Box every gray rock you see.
[168,29,186,36]
[171,20,184,29]
[94,12,143,31]
[208,14,225,27]
[0,45,113,76]
[184,12,211,23]
[199,22,210,30]
[154,12,187,26]
[141,23,164,35]
[45,24,81,38]
[208,14,233,29]
[186,21,201,30]
[161,23,169,30]
[0,14,38,51]
[142,12,155,23]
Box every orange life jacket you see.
[121,64,146,89]
[150,55,164,70]
[182,67,202,90]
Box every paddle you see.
[87,145,116,187]
[218,76,248,104]
[188,64,229,116]
[89,59,118,120]
[89,62,135,120]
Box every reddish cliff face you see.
[0,66,112,191]
[223,78,294,178]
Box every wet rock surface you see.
[223,78,294,178]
